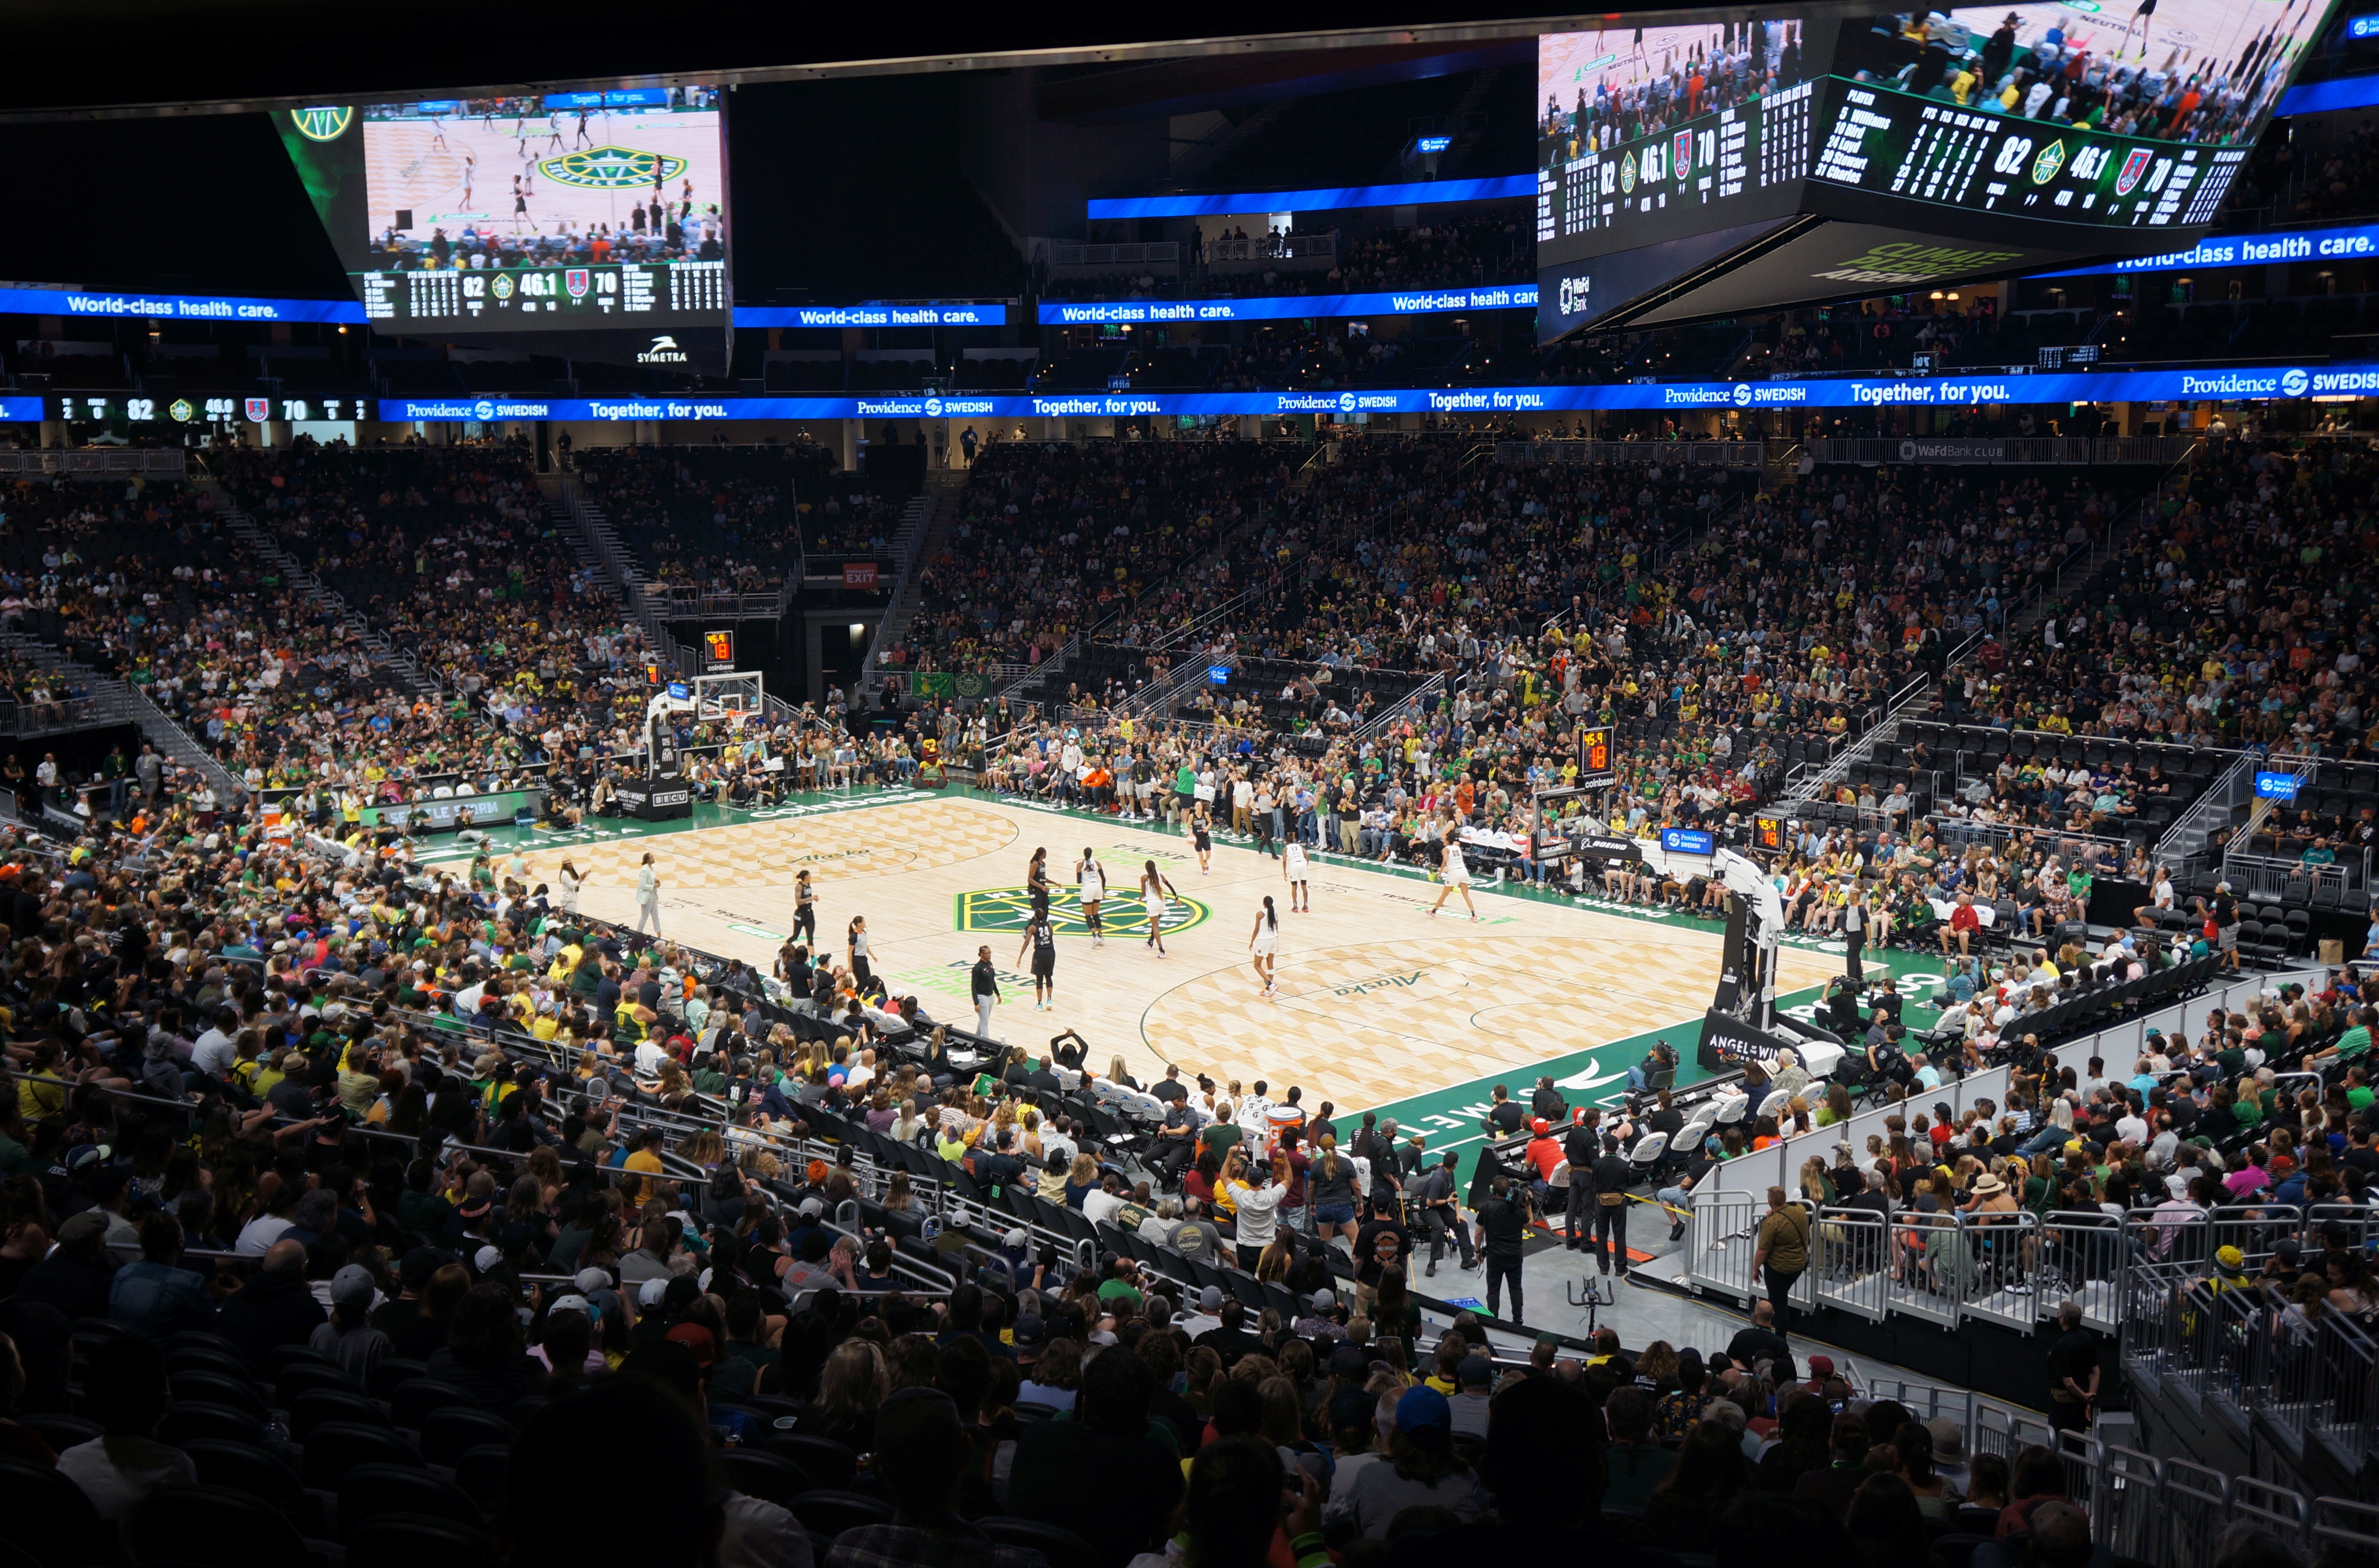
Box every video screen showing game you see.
[1817,0,2329,230]
[336,87,727,328]
[1537,18,1821,261]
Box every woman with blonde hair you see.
[1310,1133,1360,1249]
[797,1341,887,1450]
[1256,1238,1295,1283]
[1062,1151,1101,1210]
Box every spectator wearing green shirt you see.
[2312,1008,2372,1068]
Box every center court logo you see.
[540,145,687,190]
[2281,368,2310,397]
[955,886,1210,935]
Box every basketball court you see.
[362,106,725,237]
[511,791,1855,1114]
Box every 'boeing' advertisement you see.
[372,359,2379,422]
[1038,286,1536,325]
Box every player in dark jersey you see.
[1018,913,1058,1009]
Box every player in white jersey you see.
[1427,826,1481,920]
[1248,895,1282,998]
[1282,838,1311,913]
[1076,849,1107,948]
[1138,859,1180,956]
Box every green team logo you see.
[955,885,1209,936]
[291,106,354,142]
[539,145,687,191]
[2029,140,2068,185]
[167,399,194,423]
[1619,149,1638,195]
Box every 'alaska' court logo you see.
[540,145,688,190]
[291,106,353,142]
[955,886,1209,936]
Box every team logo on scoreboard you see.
[2029,139,2068,186]
[1619,150,1638,194]
[491,274,515,299]
[168,399,194,423]
[2114,148,2153,196]
[565,269,591,299]
[539,145,688,191]
[244,397,271,421]
[290,106,353,142]
[1673,130,1694,178]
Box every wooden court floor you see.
[543,796,1841,1111]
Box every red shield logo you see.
[244,397,271,422]
[566,268,591,298]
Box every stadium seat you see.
[416,1404,518,1467]
[287,1386,392,1439]
[157,1401,267,1447]
[0,1456,114,1568]
[977,1518,1099,1568]
[719,1449,812,1507]
[345,1514,496,1568]
[130,1483,311,1568]
[789,1491,894,1539]
[335,1463,483,1539]
[300,1421,423,1489]
[388,1380,479,1428]
[767,1434,858,1491]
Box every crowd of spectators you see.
[1932,440,2378,752]
[0,720,2349,1568]
[137,441,658,802]
[886,439,1283,678]
[573,445,817,595]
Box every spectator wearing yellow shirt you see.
[623,1127,669,1204]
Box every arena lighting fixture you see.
[1946,292,1959,300]
[849,623,864,635]
[1929,290,1943,299]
